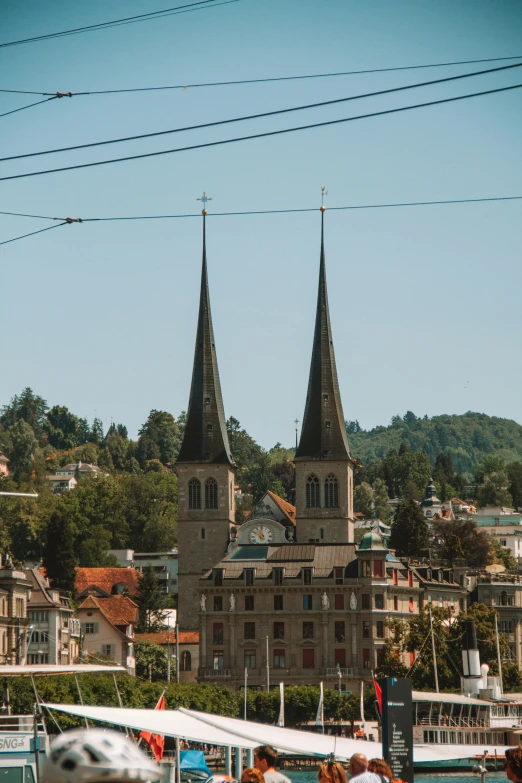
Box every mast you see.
[429,607,439,692]
[495,613,504,695]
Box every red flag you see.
[374,678,383,714]
[140,693,165,761]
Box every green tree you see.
[1,388,48,434]
[44,406,87,450]
[135,641,168,681]
[43,511,78,593]
[475,456,506,485]
[388,493,429,556]
[138,410,181,466]
[226,417,263,471]
[507,462,522,510]
[372,478,390,522]
[7,420,38,481]
[478,471,513,508]
[136,567,169,632]
[489,538,517,571]
[431,518,493,567]
[354,482,373,518]
[88,418,105,446]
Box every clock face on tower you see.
[250,525,273,544]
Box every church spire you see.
[295,206,351,461]
[176,203,232,465]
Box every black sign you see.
[381,678,414,783]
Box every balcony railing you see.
[200,668,231,678]
[324,667,358,677]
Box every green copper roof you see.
[357,530,387,551]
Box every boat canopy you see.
[0,665,126,677]
[180,750,211,776]
[412,691,492,706]
[42,703,510,762]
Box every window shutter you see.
[94,623,99,633]
[80,623,86,633]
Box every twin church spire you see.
[176,199,350,466]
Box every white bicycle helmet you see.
[41,728,163,783]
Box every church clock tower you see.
[294,207,354,543]
[176,203,235,630]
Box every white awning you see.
[0,665,126,677]
[42,703,511,762]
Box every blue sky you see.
[1,0,521,446]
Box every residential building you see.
[0,452,9,476]
[473,508,522,564]
[46,475,78,494]
[109,549,179,596]
[55,461,104,478]
[75,567,140,600]
[470,573,522,669]
[25,569,80,665]
[134,629,199,683]
[0,556,31,664]
[409,562,468,614]
[77,595,137,674]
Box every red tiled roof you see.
[79,595,138,627]
[266,490,296,524]
[76,567,140,597]
[135,631,199,645]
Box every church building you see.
[175,205,423,689]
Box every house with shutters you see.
[77,595,138,674]
[25,568,80,665]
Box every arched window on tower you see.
[180,650,191,671]
[205,477,218,509]
[324,474,339,508]
[306,475,320,508]
[188,478,201,510]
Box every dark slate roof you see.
[295,211,351,461]
[176,216,233,465]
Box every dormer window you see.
[303,568,313,585]
[245,569,254,586]
[214,569,223,587]
[438,570,443,583]
[273,568,284,586]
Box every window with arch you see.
[188,478,201,509]
[180,650,191,671]
[306,475,320,508]
[324,474,339,507]
[205,477,218,509]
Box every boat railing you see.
[416,716,490,728]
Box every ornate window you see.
[306,474,320,508]
[324,474,339,507]
[188,478,201,509]
[205,477,218,509]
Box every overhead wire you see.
[2,82,521,183]
[1,195,520,247]
[0,0,236,48]
[3,61,521,162]
[0,96,57,119]
[2,54,522,96]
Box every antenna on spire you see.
[197,191,212,215]
[294,418,300,450]
[320,186,328,212]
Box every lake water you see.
[282,773,506,783]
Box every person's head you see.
[318,760,348,783]
[368,759,393,781]
[506,748,522,782]
[41,728,162,783]
[349,754,368,778]
[254,746,278,773]
[242,768,265,783]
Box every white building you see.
[25,569,80,665]
[109,549,178,596]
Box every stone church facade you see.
[175,208,423,688]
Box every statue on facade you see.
[286,526,295,542]
[321,591,330,610]
[350,591,357,611]
[200,594,206,612]
[229,593,236,611]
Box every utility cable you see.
[0,0,238,49]
[0,222,68,246]
[2,54,522,96]
[3,61,521,163]
[2,82,520,183]
[0,96,57,119]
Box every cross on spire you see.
[197,191,212,214]
[321,186,328,210]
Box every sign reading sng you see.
[0,734,32,752]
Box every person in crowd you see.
[506,748,522,783]
[368,759,393,783]
[242,768,265,783]
[318,759,348,783]
[254,745,291,783]
[348,754,381,783]
[41,728,163,783]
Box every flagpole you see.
[244,668,248,720]
[266,636,270,691]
